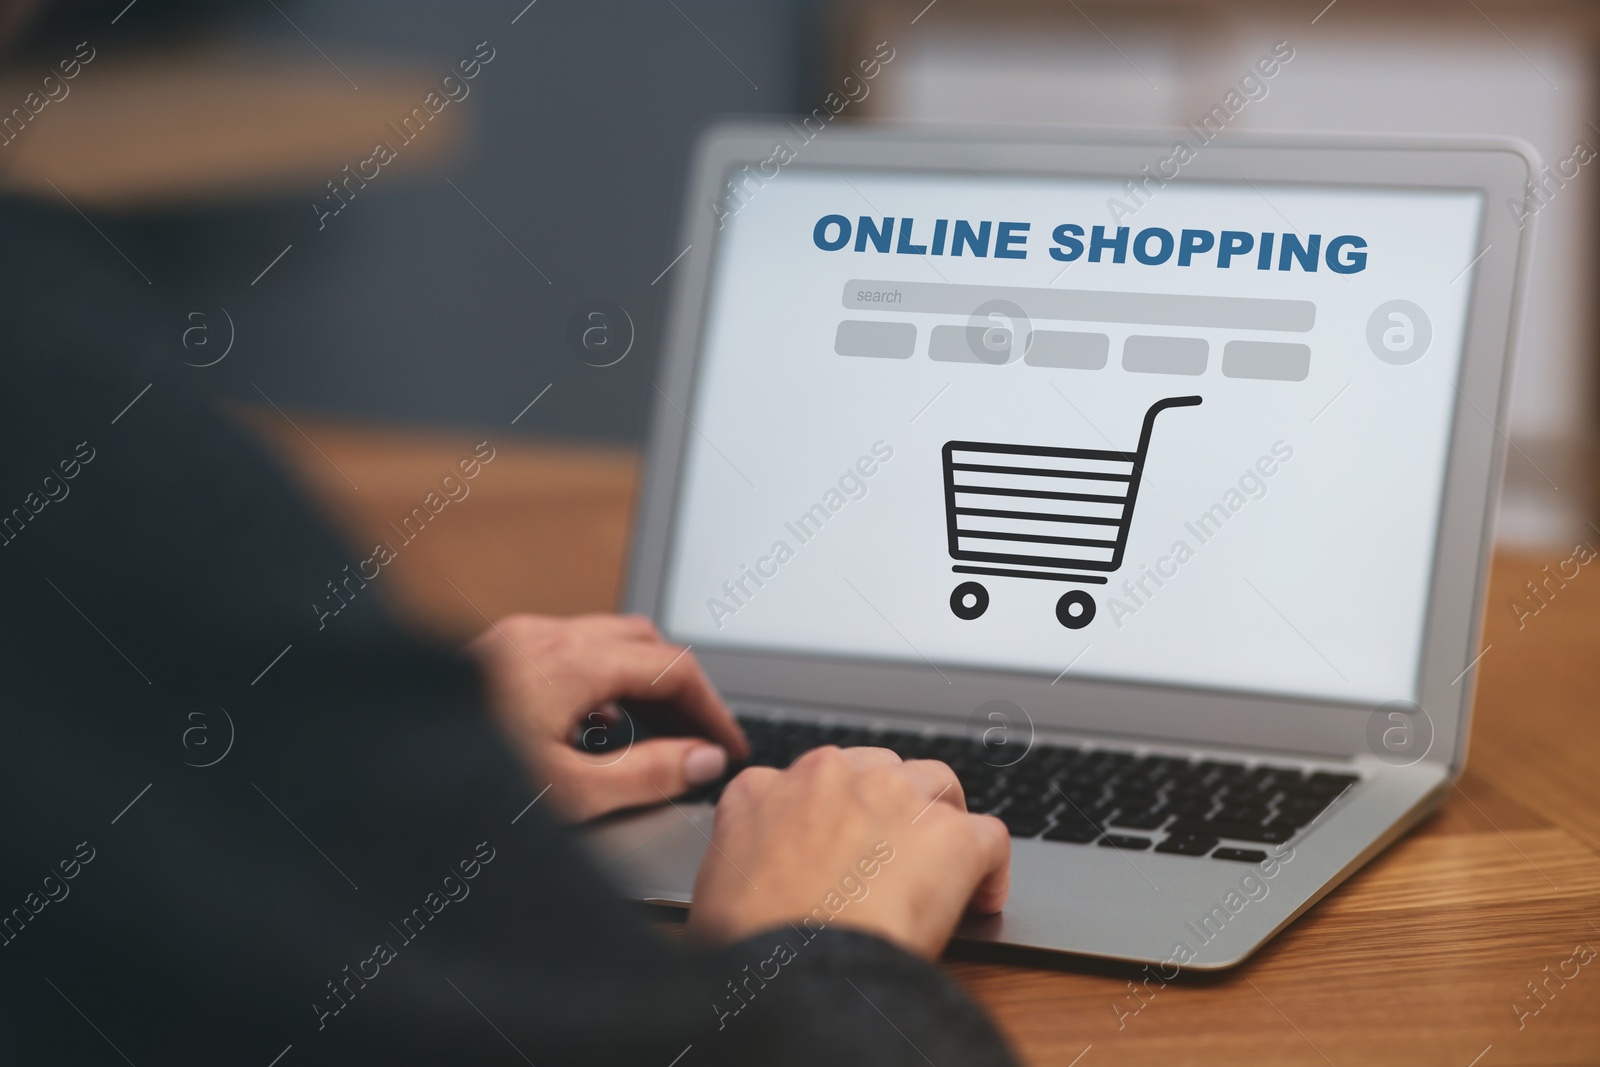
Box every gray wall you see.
[174,0,821,442]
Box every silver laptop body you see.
[586,122,1534,969]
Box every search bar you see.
[842,280,1315,333]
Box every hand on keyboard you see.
[466,613,748,821]
[687,745,1010,960]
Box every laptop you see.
[585,122,1535,969]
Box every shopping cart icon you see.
[942,395,1202,629]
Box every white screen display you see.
[659,168,1483,706]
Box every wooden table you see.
[250,411,1600,1067]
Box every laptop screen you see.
[658,166,1485,706]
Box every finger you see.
[835,746,903,770]
[566,737,730,818]
[715,764,781,817]
[962,813,1012,915]
[591,643,747,759]
[722,764,781,801]
[570,613,661,642]
[786,744,898,772]
[897,759,965,811]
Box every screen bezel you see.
[627,121,1534,768]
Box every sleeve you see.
[0,197,1021,1067]
[705,927,1024,1065]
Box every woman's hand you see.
[687,746,1010,960]
[467,613,747,822]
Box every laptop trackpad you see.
[581,802,711,905]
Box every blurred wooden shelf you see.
[0,46,467,210]
[252,410,1600,1067]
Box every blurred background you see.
[0,0,825,438]
[4,0,1596,626]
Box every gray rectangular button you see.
[1123,335,1208,375]
[1222,340,1311,381]
[1024,331,1110,369]
[835,319,915,359]
[928,324,1002,363]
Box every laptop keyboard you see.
[701,714,1359,863]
